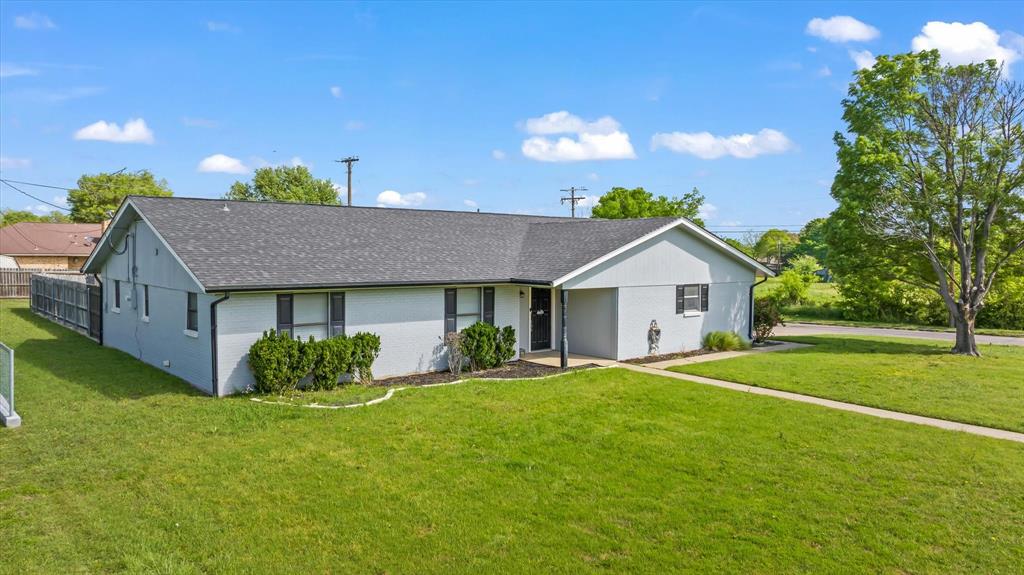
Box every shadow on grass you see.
[11,307,201,400]
[773,335,953,357]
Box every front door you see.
[530,288,551,350]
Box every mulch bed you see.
[374,360,597,387]
[621,348,715,365]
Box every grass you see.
[3,299,1024,573]
[755,278,1024,337]
[671,335,1024,433]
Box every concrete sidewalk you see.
[622,364,1024,444]
[775,322,1024,347]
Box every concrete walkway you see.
[775,322,1024,346]
[622,364,1024,444]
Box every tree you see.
[226,166,338,204]
[753,229,798,264]
[828,51,1024,355]
[724,237,754,256]
[591,186,705,225]
[1,209,69,227]
[68,170,172,223]
[793,218,829,263]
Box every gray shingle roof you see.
[110,196,683,291]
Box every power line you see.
[1,179,72,212]
[560,186,588,218]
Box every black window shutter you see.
[675,285,684,314]
[444,288,457,334]
[701,284,709,312]
[330,292,345,337]
[483,287,495,325]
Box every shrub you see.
[753,298,783,343]
[977,275,1024,330]
[835,276,946,325]
[787,255,821,283]
[702,330,750,351]
[771,269,811,306]
[309,336,354,391]
[350,332,382,384]
[496,325,517,364]
[443,331,466,376]
[461,322,498,371]
[247,330,315,394]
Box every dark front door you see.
[530,288,551,350]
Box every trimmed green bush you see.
[309,336,354,391]
[496,325,517,364]
[350,332,382,384]
[703,330,750,352]
[461,322,498,371]
[247,330,316,394]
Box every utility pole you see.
[560,186,588,218]
[335,156,359,206]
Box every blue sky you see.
[1,2,1021,235]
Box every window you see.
[276,294,293,337]
[330,292,345,337]
[113,280,121,311]
[445,287,486,334]
[676,284,708,314]
[186,292,198,332]
[142,285,150,320]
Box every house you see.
[82,196,774,396]
[0,222,103,270]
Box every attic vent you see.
[221,203,230,212]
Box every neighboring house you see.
[0,222,103,270]
[83,196,773,396]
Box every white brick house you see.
[83,196,773,396]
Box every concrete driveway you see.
[775,322,1024,347]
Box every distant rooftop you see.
[0,222,102,257]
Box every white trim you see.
[81,198,207,293]
[141,316,150,323]
[552,218,775,287]
[183,329,199,338]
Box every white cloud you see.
[651,128,793,160]
[491,149,507,160]
[806,16,879,43]
[52,195,68,208]
[463,199,478,209]
[330,86,343,99]
[73,118,154,144]
[817,65,832,77]
[576,195,600,208]
[0,157,31,169]
[205,21,239,33]
[586,172,600,181]
[345,120,364,131]
[521,111,636,162]
[197,154,249,174]
[288,156,308,168]
[15,13,56,30]
[912,21,1020,72]
[0,63,38,78]
[463,178,479,186]
[376,190,426,207]
[849,49,875,70]
[698,203,718,221]
[182,116,219,128]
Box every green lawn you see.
[671,335,1024,433]
[3,300,1024,573]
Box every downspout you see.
[748,274,769,340]
[209,293,230,397]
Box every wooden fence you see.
[0,268,79,298]
[29,273,101,342]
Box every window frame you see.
[676,284,707,315]
[329,292,345,337]
[142,284,150,322]
[186,291,198,332]
[112,279,121,312]
[445,286,489,334]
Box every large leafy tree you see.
[1,209,69,227]
[792,217,829,263]
[226,166,338,204]
[590,186,705,225]
[68,170,172,222]
[828,51,1024,355]
[753,229,799,264]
